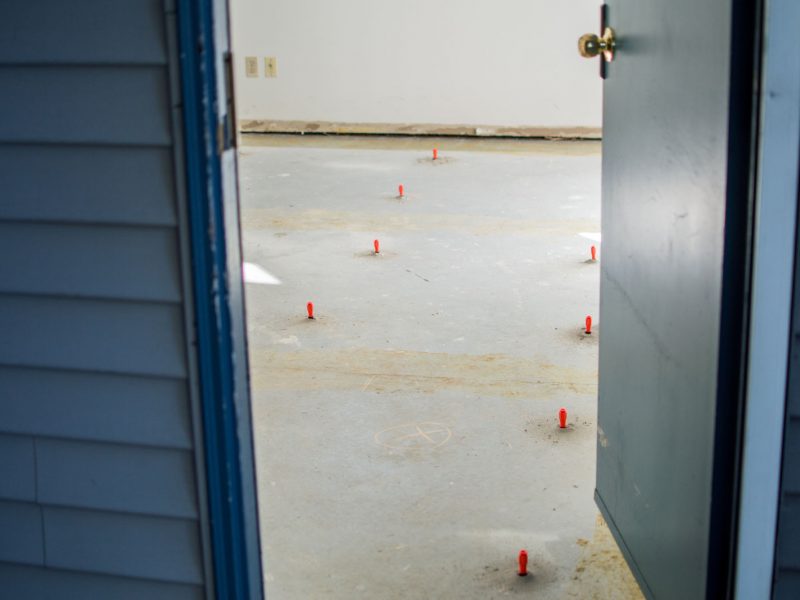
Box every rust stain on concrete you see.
[249,348,596,398]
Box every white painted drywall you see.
[229,0,603,130]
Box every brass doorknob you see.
[578,27,616,62]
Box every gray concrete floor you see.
[240,134,642,599]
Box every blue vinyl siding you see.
[0,145,177,225]
[0,367,193,449]
[0,0,212,596]
[0,563,202,600]
[0,0,168,65]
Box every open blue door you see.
[583,0,761,598]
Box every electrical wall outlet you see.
[245,56,258,78]
[264,57,277,78]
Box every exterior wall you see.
[229,0,603,133]
[0,0,212,597]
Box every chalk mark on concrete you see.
[361,375,376,392]
[374,422,452,450]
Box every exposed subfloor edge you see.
[239,120,602,141]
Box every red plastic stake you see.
[518,550,528,577]
[374,239,380,254]
[591,245,597,261]
[307,302,315,320]
[433,148,438,160]
[559,408,568,429]
[398,184,404,198]
[585,315,592,335]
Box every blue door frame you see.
[176,0,263,597]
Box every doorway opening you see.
[229,3,641,598]
[238,135,640,597]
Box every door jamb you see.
[733,0,800,596]
[176,0,264,597]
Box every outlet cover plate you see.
[264,57,277,78]
[245,56,258,78]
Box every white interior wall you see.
[230,0,603,131]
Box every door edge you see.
[595,490,656,600]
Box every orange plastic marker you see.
[374,239,380,254]
[398,184,404,198]
[559,408,568,429]
[307,302,314,320]
[518,550,528,576]
[591,245,597,261]
[585,315,592,334]
[433,148,438,160]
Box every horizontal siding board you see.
[0,145,176,226]
[0,295,187,378]
[777,495,800,570]
[37,440,198,519]
[0,66,171,145]
[0,0,166,66]
[0,434,35,502]
[164,12,183,106]
[0,563,203,600]
[0,367,192,448]
[0,501,43,565]
[0,222,181,302]
[43,507,203,584]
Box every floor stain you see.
[564,515,644,599]
[525,415,595,445]
[416,156,457,165]
[241,207,599,237]
[249,348,597,398]
[473,552,560,596]
[353,250,399,259]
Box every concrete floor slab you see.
[240,135,641,599]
